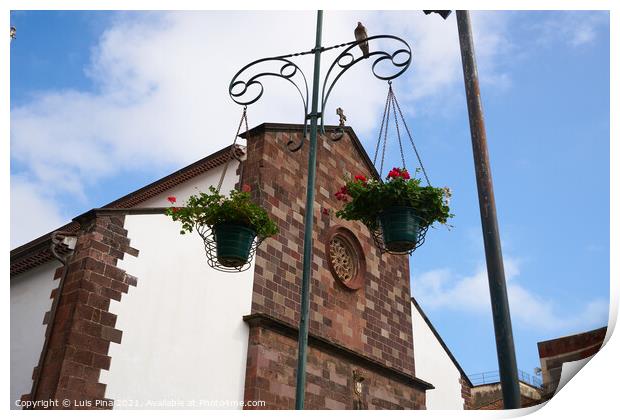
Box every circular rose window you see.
[326,226,366,290]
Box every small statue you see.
[352,369,366,409]
[336,107,347,127]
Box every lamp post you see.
[295,11,323,408]
[229,10,412,409]
[424,9,521,409]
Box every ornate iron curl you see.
[321,35,412,134]
[196,224,264,273]
[228,35,412,151]
[229,56,309,150]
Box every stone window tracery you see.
[325,226,366,291]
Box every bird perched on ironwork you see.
[354,22,369,58]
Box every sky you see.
[9,10,610,387]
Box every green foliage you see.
[335,169,453,230]
[165,187,279,238]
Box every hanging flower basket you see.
[165,187,278,272]
[213,223,257,268]
[377,206,424,253]
[335,169,452,255]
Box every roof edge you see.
[10,221,77,260]
[103,144,244,209]
[11,144,244,276]
[244,312,435,391]
[239,122,381,181]
[537,325,607,347]
[411,296,473,387]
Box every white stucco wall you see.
[10,261,61,409]
[555,355,594,396]
[101,160,255,409]
[411,302,465,409]
[139,160,240,208]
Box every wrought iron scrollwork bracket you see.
[320,35,411,134]
[228,35,412,152]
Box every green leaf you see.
[164,187,279,239]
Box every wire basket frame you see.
[196,224,264,273]
[368,82,438,255]
[368,214,430,256]
[196,105,270,273]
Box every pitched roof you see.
[11,122,378,277]
[11,144,244,276]
[240,122,382,181]
[411,296,473,387]
[537,326,607,358]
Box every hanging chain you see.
[379,87,392,176]
[372,82,432,186]
[217,106,248,192]
[390,86,406,170]
[392,91,431,186]
[373,85,392,167]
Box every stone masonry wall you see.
[460,375,472,409]
[22,213,138,409]
[243,324,426,410]
[240,125,425,408]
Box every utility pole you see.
[424,8,522,409]
[455,10,521,409]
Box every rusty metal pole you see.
[456,10,521,409]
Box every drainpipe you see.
[26,231,77,408]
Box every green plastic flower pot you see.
[378,207,420,253]
[213,223,257,267]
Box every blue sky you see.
[10,10,610,385]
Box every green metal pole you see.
[294,10,323,410]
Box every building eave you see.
[537,326,608,358]
[11,144,244,277]
[244,312,435,391]
[13,123,382,276]
[239,122,382,182]
[411,296,474,388]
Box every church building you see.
[11,123,470,410]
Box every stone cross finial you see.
[336,107,347,127]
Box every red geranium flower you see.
[387,168,400,179]
[167,196,177,203]
[387,167,411,180]
[171,207,180,213]
[354,174,367,183]
[335,185,350,201]
[242,184,252,192]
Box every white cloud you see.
[360,11,514,103]
[529,11,608,48]
[10,176,67,248]
[413,257,608,334]
[10,11,514,246]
